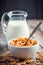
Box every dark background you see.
[0,0,43,20]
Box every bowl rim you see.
[8,38,39,48]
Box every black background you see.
[0,0,43,20]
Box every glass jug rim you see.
[7,10,28,18]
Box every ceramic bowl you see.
[8,38,39,59]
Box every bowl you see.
[8,38,39,59]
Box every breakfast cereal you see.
[10,38,37,47]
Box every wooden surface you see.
[0,51,43,65]
[0,0,43,20]
[0,20,43,53]
[0,20,43,65]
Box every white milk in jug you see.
[6,20,29,41]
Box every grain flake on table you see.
[0,51,43,65]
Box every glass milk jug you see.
[1,11,29,41]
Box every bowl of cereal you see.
[8,38,39,59]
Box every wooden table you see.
[0,20,43,53]
[0,20,43,65]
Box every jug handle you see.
[1,12,8,35]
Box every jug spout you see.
[7,10,28,20]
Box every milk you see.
[6,20,29,41]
